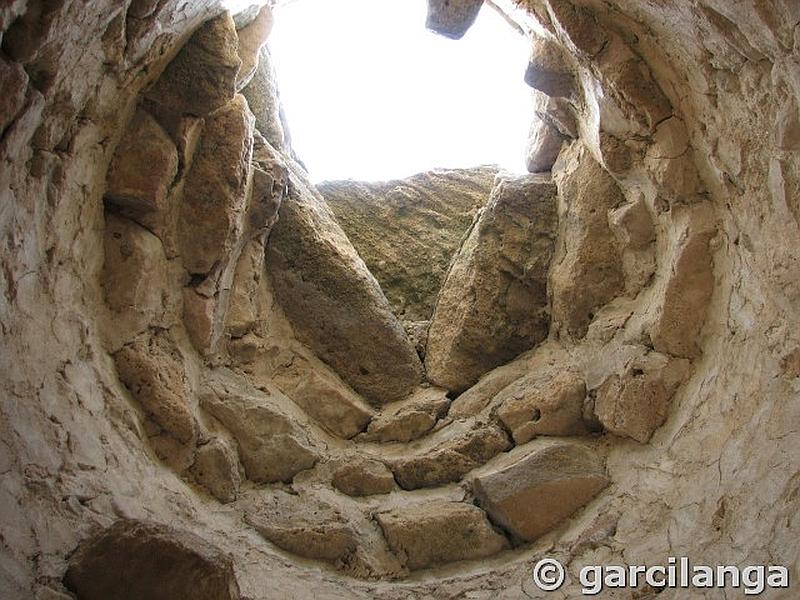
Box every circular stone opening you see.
[267,0,533,181]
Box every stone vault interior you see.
[1,0,799,599]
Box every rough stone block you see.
[471,443,608,542]
[376,501,507,570]
[426,173,557,392]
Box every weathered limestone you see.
[64,520,241,600]
[0,54,27,136]
[596,35,673,134]
[533,90,578,139]
[235,4,273,90]
[426,173,558,392]
[425,0,484,40]
[524,37,576,98]
[649,208,716,358]
[360,387,450,443]
[178,94,253,275]
[270,355,374,439]
[104,108,178,217]
[377,501,507,570]
[594,351,690,443]
[320,167,495,322]
[471,443,608,542]
[495,368,588,444]
[103,214,172,346]
[242,490,358,564]
[526,117,565,173]
[389,420,511,489]
[266,165,423,405]
[199,369,320,483]
[224,238,268,339]
[332,458,396,497]
[145,13,241,117]
[550,146,625,339]
[113,332,196,446]
[242,47,288,151]
[609,194,657,295]
[190,437,241,503]
[448,352,536,418]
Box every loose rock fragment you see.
[376,501,508,570]
[64,519,240,600]
[471,443,608,542]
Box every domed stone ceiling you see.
[0,0,798,598]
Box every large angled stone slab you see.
[471,442,608,542]
[265,163,423,405]
[426,173,558,392]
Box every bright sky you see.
[264,0,533,182]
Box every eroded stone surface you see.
[360,387,450,443]
[594,351,690,443]
[526,117,565,173]
[190,437,241,503]
[103,213,172,346]
[266,164,423,405]
[550,145,625,339]
[178,94,253,275]
[524,36,576,98]
[649,207,716,358]
[376,501,508,570]
[199,369,320,483]
[426,173,557,392]
[320,167,495,322]
[332,458,396,497]
[471,443,608,542]
[104,108,178,216]
[145,13,241,117]
[113,332,195,446]
[241,489,358,564]
[64,519,240,600]
[389,420,511,489]
[235,4,273,90]
[495,368,588,444]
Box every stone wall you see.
[0,0,798,598]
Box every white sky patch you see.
[267,0,533,182]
